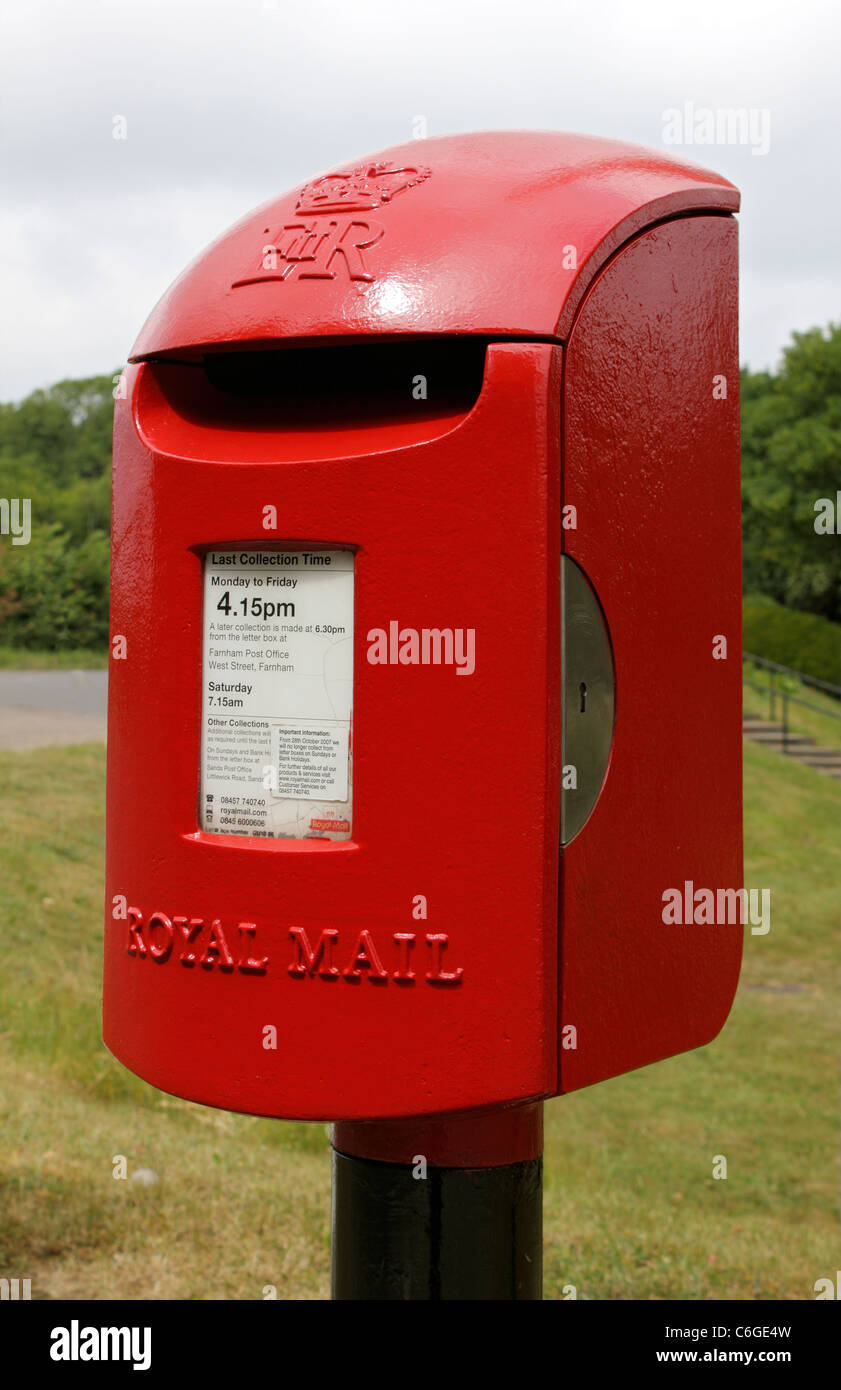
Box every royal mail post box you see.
[104,132,743,1120]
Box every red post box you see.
[104,132,742,1130]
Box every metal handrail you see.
[743,650,841,699]
[743,676,841,723]
[743,651,841,759]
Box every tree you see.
[741,324,841,623]
[0,374,115,650]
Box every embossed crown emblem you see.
[296,161,432,215]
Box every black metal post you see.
[330,1105,543,1301]
[782,688,789,755]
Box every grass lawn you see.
[0,647,108,670]
[0,740,837,1300]
[544,735,839,1298]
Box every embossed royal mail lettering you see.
[288,927,464,984]
[123,911,463,986]
[232,160,431,288]
[125,908,268,973]
[233,219,385,287]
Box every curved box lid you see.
[129,130,739,362]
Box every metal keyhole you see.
[561,555,615,846]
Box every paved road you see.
[0,670,107,749]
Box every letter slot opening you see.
[135,338,491,464]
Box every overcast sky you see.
[1,0,839,400]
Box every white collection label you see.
[200,549,354,839]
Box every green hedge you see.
[743,594,841,688]
[0,524,110,651]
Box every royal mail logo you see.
[232,161,430,288]
[289,927,463,985]
[121,909,464,986]
[296,161,431,215]
[232,218,385,287]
